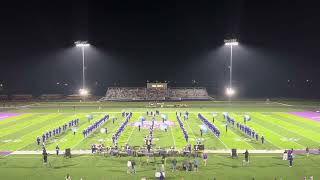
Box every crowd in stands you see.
[39,94,64,100]
[101,87,209,101]
[12,94,33,100]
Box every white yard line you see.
[7,149,290,155]
[230,113,284,149]
[0,114,67,150]
[126,125,136,143]
[71,115,107,149]
[257,114,320,144]
[239,116,305,149]
[183,118,197,140]
[272,102,292,106]
[168,123,176,148]
[225,126,256,150]
[196,113,229,149]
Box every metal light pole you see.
[224,39,238,98]
[75,41,90,97]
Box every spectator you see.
[282,150,288,160]
[131,160,136,173]
[42,149,48,164]
[183,161,189,172]
[288,154,294,167]
[203,153,208,166]
[56,144,60,156]
[65,174,71,180]
[159,171,165,180]
[162,155,166,165]
[127,160,132,174]
[243,150,249,166]
[194,158,199,172]
[188,160,192,171]
[171,158,177,172]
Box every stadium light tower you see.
[224,39,238,98]
[75,41,90,97]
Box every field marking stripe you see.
[0,114,63,138]
[251,113,312,147]
[269,113,320,142]
[168,121,176,148]
[196,113,229,149]
[272,102,292,106]
[126,125,136,143]
[2,114,82,156]
[230,113,287,149]
[0,114,35,126]
[72,114,119,148]
[209,113,256,150]
[274,112,320,128]
[55,115,98,149]
[262,113,320,143]
[228,113,281,149]
[238,113,305,148]
[0,114,68,149]
[220,121,256,150]
[15,114,84,151]
[183,116,197,140]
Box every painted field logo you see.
[234,138,252,142]
[1,139,12,143]
[280,137,299,142]
[131,121,175,130]
[58,138,68,143]
[1,139,21,143]
[13,139,21,142]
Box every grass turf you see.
[0,101,320,179]
[0,105,319,151]
[0,154,319,180]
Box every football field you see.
[1,100,320,179]
[0,101,319,152]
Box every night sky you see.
[1,1,320,98]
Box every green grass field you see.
[0,100,319,179]
[1,154,319,180]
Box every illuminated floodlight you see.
[74,40,90,101]
[225,87,236,97]
[75,41,90,47]
[79,88,89,96]
[224,39,239,46]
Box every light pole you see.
[75,41,90,97]
[224,39,238,98]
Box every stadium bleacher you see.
[11,94,33,101]
[39,94,64,100]
[0,95,8,100]
[101,86,210,101]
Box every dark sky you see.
[1,0,320,98]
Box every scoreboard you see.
[147,83,167,89]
